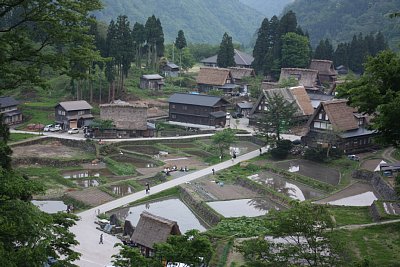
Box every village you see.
[1,2,400,266]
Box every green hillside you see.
[239,0,294,17]
[285,0,400,48]
[94,0,264,45]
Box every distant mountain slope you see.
[239,0,294,18]
[285,0,400,48]
[94,0,264,45]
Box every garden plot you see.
[12,140,88,159]
[119,145,160,156]
[200,140,261,155]
[274,159,340,185]
[110,154,161,168]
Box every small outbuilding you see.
[140,74,165,90]
[0,96,22,125]
[162,62,180,77]
[236,102,253,117]
[130,211,181,257]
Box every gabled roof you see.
[196,67,231,86]
[228,67,256,80]
[309,60,338,76]
[237,102,254,109]
[200,49,254,66]
[309,99,359,131]
[131,211,181,249]
[166,62,179,69]
[57,100,92,111]
[210,110,226,118]
[169,93,229,107]
[142,74,164,80]
[0,96,19,108]
[250,86,313,117]
[279,68,320,89]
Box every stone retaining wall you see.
[12,157,89,168]
[352,170,398,201]
[10,136,96,153]
[179,186,222,227]
[369,202,382,221]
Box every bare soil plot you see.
[163,143,198,149]
[360,159,382,172]
[110,154,160,168]
[120,145,160,155]
[274,159,340,185]
[12,140,86,159]
[65,188,115,206]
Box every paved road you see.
[338,218,400,230]
[71,146,268,267]
[382,146,397,163]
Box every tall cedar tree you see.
[217,32,235,68]
[145,15,165,71]
[0,118,80,266]
[132,22,146,68]
[255,92,297,141]
[252,18,270,74]
[281,32,311,68]
[314,39,334,60]
[175,29,187,73]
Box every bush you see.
[303,147,343,162]
[270,140,292,160]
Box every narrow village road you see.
[338,218,400,230]
[382,146,398,163]
[71,146,267,267]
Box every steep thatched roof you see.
[250,86,313,117]
[309,60,337,76]
[131,211,181,249]
[228,67,255,80]
[100,101,148,130]
[200,49,254,66]
[279,68,320,89]
[196,67,231,86]
[320,100,358,131]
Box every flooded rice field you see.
[249,172,325,201]
[108,184,134,196]
[62,169,112,179]
[119,198,207,233]
[314,182,379,206]
[32,200,67,213]
[74,179,100,187]
[274,159,340,185]
[110,154,161,168]
[207,198,282,217]
[120,145,160,155]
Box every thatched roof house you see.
[201,49,254,68]
[302,99,376,153]
[131,211,181,256]
[279,68,321,91]
[309,59,337,84]
[228,67,256,82]
[249,85,314,126]
[100,100,148,130]
[196,67,235,93]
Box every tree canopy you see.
[281,32,311,69]
[337,50,400,147]
[212,128,237,159]
[217,32,235,68]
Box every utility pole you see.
[172,42,175,63]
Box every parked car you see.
[347,154,360,161]
[43,124,53,132]
[49,124,61,132]
[68,128,79,134]
[232,112,243,119]
[226,112,231,119]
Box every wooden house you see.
[201,49,254,68]
[168,93,229,127]
[162,62,179,77]
[279,68,321,92]
[130,211,181,257]
[302,99,377,153]
[98,100,154,138]
[249,85,314,126]
[196,67,236,94]
[55,100,93,130]
[309,59,338,84]
[228,67,256,94]
[236,102,253,117]
[0,96,22,125]
[140,74,165,90]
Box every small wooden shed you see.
[140,74,165,90]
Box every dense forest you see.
[93,0,264,45]
[285,0,400,48]
[239,0,293,17]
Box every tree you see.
[154,230,213,267]
[175,29,187,75]
[252,18,270,74]
[237,202,342,266]
[112,244,154,267]
[314,39,334,60]
[217,32,235,68]
[281,32,311,68]
[212,128,237,159]
[337,50,400,147]
[255,93,297,141]
[0,118,80,266]
[0,0,102,91]
[395,174,400,197]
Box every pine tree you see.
[333,43,349,67]
[132,22,146,68]
[252,18,269,74]
[175,30,187,74]
[279,10,298,36]
[217,32,235,68]
[314,39,333,60]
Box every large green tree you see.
[175,29,187,74]
[0,118,80,266]
[217,32,235,68]
[281,32,311,68]
[337,50,400,147]
[212,128,237,159]
[255,92,297,141]
[252,18,270,74]
[0,0,102,91]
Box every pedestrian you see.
[219,155,222,162]
[212,168,215,175]
[145,183,150,194]
[99,233,103,244]
[259,148,262,155]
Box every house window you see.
[318,113,323,120]
[182,105,187,110]
[314,122,321,128]
[78,111,85,115]
[327,124,332,130]
[58,110,65,115]
[325,114,329,120]
[171,104,176,109]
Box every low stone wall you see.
[369,202,382,222]
[235,177,291,208]
[12,157,89,168]
[352,170,399,201]
[179,186,222,227]
[10,136,96,153]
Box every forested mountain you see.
[239,0,294,17]
[94,0,264,45]
[285,0,400,48]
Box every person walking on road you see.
[99,233,103,244]
[259,148,262,155]
[212,168,215,175]
[145,183,150,194]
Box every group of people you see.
[162,166,189,176]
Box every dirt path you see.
[338,218,400,230]
[382,147,397,163]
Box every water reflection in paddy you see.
[109,184,133,196]
[328,192,378,206]
[74,179,99,187]
[123,198,207,233]
[32,200,67,214]
[207,198,281,218]
[249,172,324,201]
[63,169,112,179]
